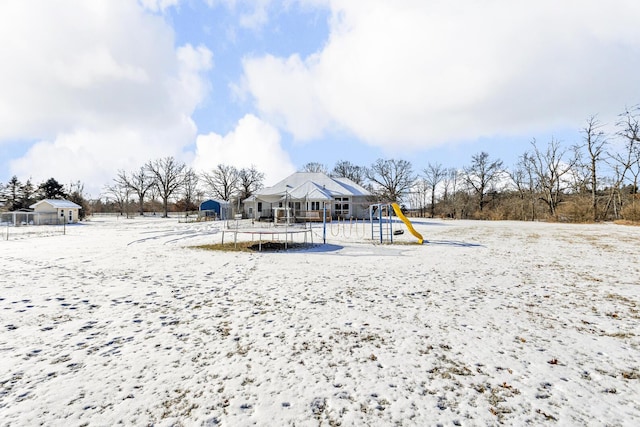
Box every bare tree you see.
[301,162,328,174]
[116,166,154,216]
[441,168,460,218]
[146,157,186,218]
[524,138,578,218]
[181,168,200,214]
[67,180,89,219]
[510,153,538,221]
[410,178,429,216]
[202,164,239,202]
[463,152,504,212]
[331,160,367,186]
[618,106,640,190]
[237,166,265,202]
[423,162,446,218]
[366,158,415,202]
[148,185,160,215]
[610,105,640,216]
[104,181,131,217]
[578,116,608,221]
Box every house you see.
[199,199,231,220]
[244,172,372,221]
[30,199,81,224]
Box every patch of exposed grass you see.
[614,219,640,226]
[192,242,255,252]
[192,241,309,252]
[373,240,425,246]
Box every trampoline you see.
[221,227,314,251]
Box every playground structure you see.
[323,202,424,244]
[221,201,424,249]
[368,203,424,244]
[391,203,424,244]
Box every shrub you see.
[556,197,594,223]
[621,203,640,222]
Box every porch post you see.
[322,202,327,244]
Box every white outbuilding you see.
[30,199,82,224]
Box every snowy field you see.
[1,216,639,426]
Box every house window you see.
[334,197,349,216]
[69,211,73,221]
[311,201,320,210]
[257,202,262,212]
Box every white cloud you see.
[138,0,181,13]
[1,0,212,196]
[205,0,273,30]
[10,122,198,198]
[242,53,331,140]
[241,0,640,150]
[52,47,149,89]
[238,0,271,30]
[1,1,173,141]
[193,114,296,186]
[171,44,214,111]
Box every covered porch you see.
[248,195,334,223]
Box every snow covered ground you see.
[1,216,639,426]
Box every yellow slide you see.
[391,203,424,244]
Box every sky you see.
[1,0,640,198]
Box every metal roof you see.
[253,172,370,200]
[30,199,82,209]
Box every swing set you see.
[319,202,424,244]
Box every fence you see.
[91,211,198,218]
[1,212,67,241]
[1,222,67,241]
[0,211,64,226]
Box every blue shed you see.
[199,199,230,220]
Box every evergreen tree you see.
[6,176,23,210]
[19,178,37,210]
[0,181,5,211]
[39,178,67,199]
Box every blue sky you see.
[1,0,639,197]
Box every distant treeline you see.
[2,107,639,223]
